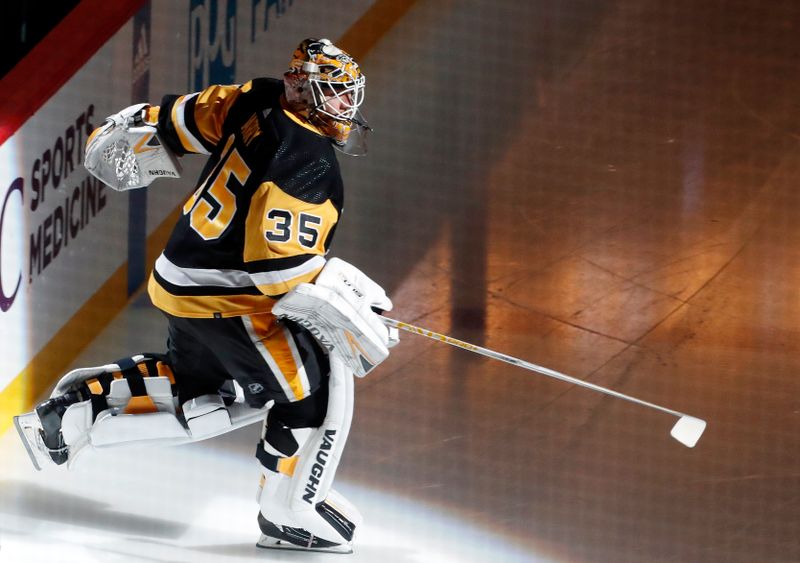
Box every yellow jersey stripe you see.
[254,265,323,297]
[242,314,297,401]
[147,275,276,318]
[249,313,308,402]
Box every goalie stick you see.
[382,317,707,448]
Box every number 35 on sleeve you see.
[244,181,339,260]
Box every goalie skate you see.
[14,412,53,471]
[256,514,353,554]
[14,389,85,470]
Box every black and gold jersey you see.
[146,78,343,318]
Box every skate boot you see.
[256,511,353,554]
[15,390,85,469]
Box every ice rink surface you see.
[3,0,800,561]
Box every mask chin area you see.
[335,114,371,157]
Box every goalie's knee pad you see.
[256,357,360,547]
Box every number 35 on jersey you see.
[182,146,339,259]
[247,183,338,259]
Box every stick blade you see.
[670,416,706,448]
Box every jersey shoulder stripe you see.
[159,92,211,155]
[157,81,269,155]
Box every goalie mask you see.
[284,38,370,155]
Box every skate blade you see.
[256,534,353,554]
[13,412,46,471]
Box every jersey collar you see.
[280,96,326,137]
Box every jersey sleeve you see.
[243,181,340,296]
[153,82,252,156]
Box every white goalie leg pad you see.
[46,394,267,470]
[14,360,159,470]
[86,394,268,449]
[63,375,188,456]
[16,359,181,468]
[273,257,398,377]
[259,356,362,545]
[88,400,267,450]
[15,358,269,470]
[183,394,232,438]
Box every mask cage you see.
[308,73,366,123]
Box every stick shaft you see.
[383,317,687,419]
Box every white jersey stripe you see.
[241,315,295,401]
[174,93,211,155]
[249,255,326,287]
[156,253,326,291]
[155,254,253,288]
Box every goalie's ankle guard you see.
[34,391,85,465]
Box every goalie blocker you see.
[273,257,399,377]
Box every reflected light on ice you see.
[0,427,557,563]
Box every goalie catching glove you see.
[84,103,182,190]
[272,258,399,377]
